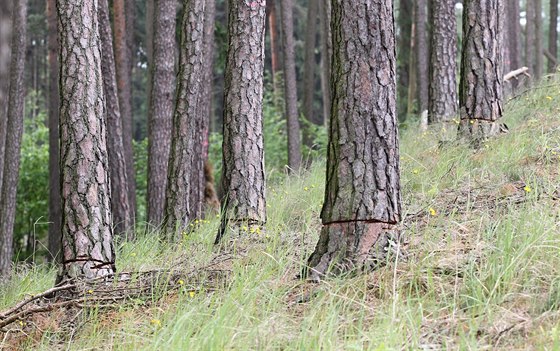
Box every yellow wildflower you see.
[429,208,437,216]
[178,280,184,285]
[413,169,419,175]
[546,96,553,100]
[87,289,94,294]
[150,319,161,327]
[304,187,309,191]
[524,185,532,193]
[130,252,136,257]
[189,291,196,298]
[470,119,475,124]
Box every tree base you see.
[304,221,400,281]
[458,119,507,145]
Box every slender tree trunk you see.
[280,0,302,172]
[147,0,154,65]
[550,0,558,72]
[459,0,504,140]
[215,0,267,244]
[0,0,13,205]
[147,0,176,226]
[507,0,521,70]
[526,0,536,77]
[318,0,331,127]
[114,0,136,221]
[302,0,319,133]
[99,0,133,237]
[266,0,281,90]
[428,0,457,123]
[407,18,417,115]
[47,0,62,262]
[0,0,26,279]
[415,0,429,113]
[535,0,543,80]
[306,0,401,279]
[58,0,115,281]
[397,0,413,122]
[164,0,206,237]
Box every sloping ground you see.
[2,80,560,350]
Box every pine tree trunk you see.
[0,0,26,278]
[58,0,115,281]
[397,0,412,122]
[0,0,13,211]
[318,0,331,128]
[414,0,429,113]
[164,0,206,237]
[428,0,457,123]
[47,0,62,262]
[215,0,267,244]
[147,0,176,226]
[302,0,318,133]
[114,0,136,222]
[306,0,401,279]
[549,0,558,72]
[280,0,301,172]
[458,0,504,140]
[535,0,543,80]
[99,0,133,237]
[266,0,281,91]
[507,0,521,70]
[526,0,535,76]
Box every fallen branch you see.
[504,67,530,82]
[0,283,76,320]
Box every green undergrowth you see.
[3,78,560,350]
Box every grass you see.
[2,78,560,350]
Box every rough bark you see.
[215,0,267,244]
[318,0,331,127]
[550,0,558,72]
[414,0,429,113]
[458,0,504,140]
[147,0,177,226]
[0,0,26,279]
[47,0,62,262]
[99,0,133,237]
[58,0,115,281]
[302,0,319,132]
[280,0,302,172]
[0,0,13,210]
[306,0,401,279]
[114,0,136,221]
[428,0,458,123]
[535,0,543,80]
[164,0,206,237]
[397,0,413,122]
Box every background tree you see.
[147,0,176,226]
[506,0,521,72]
[306,0,401,278]
[549,0,558,72]
[280,0,302,172]
[414,0,429,113]
[526,0,536,78]
[0,0,27,278]
[535,0,543,80]
[57,0,115,280]
[428,0,457,123]
[215,0,267,244]
[47,0,61,261]
[318,0,331,127]
[302,0,318,137]
[266,0,281,96]
[0,0,13,200]
[459,0,504,139]
[99,0,133,237]
[397,0,412,122]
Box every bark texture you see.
[396,0,412,122]
[99,0,133,237]
[302,0,318,130]
[414,0,429,112]
[147,0,176,226]
[0,0,13,194]
[550,0,558,72]
[164,0,206,236]
[58,0,115,280]
[280,0,302,171]
[458,0,504,140]
[306,0,401,278]
[0,0,26,279]
[216,0,267,244]
[428,0,457,123]
[114,0,136,220]
[47,0,62,262]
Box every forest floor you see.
[2,80,560,350]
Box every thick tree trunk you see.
[47,0,62,262]
[58,0,115,281]
[280,0,302,172]
[458,0,504,140]
[318,0,331,127]
[414,0,429,113]
[550,0,558,72]
[302,0,319,133]
[428,0,457,123]
[99,0,133,237]
[397,0,413,122]
[215,0,267,244]
[114,0,136,221]
[0,0,13,211]
[164,0,206,237]
[306,0,401,279]
[535,0,543,80]
[147,0,176,226]
[0,0,26,279]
